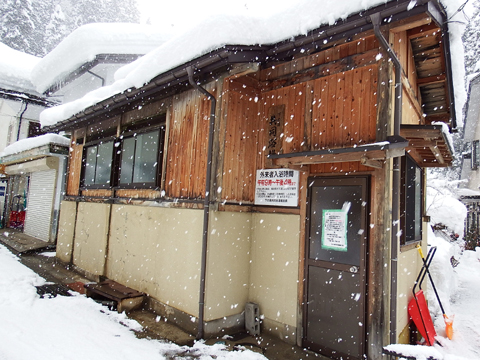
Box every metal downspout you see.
[16,101,28,141]
[87,70,106,87]
[371,13,402,347]
[187,66,217,340]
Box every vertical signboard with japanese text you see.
[254,169,299,207]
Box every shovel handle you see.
[417,244,425,259]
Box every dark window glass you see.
[119,129,162,186]
[472,140,479,170]
[83,141,113,186]
[402,156,423,244]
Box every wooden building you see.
[43,1,457,359]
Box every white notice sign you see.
[322,209,348,251]
[254,169,299,207]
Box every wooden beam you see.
[400,127,443,139]
[389,14,433,33]
[417,74,446,86]
[408,139,437,147]
[272,149,389,166]
[262,48,379,91]
[424,113,450,124]
[360,157,384,169]
[429,144,445,164]
[407,23,440,40]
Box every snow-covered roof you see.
[31,23,175,94]
[0,43,42,96]
[0,133,70,158]
[39,0,468,128]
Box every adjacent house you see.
[0,24,171,240]
[0,43,57,232]
[40,1,459,359]
[459,74,480,246]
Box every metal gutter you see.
[0,88,58,107]
[268,137,408,160]
[371,11,402,348]
[186,66,217,340]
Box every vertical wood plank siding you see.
[165,85,214,199]
[67,141,82,196]
[222,79,261,203]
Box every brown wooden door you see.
[303,176,368,359]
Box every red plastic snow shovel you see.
[417,245,454,340]
[408,246,437,346]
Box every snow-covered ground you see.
[0,244,266,360]
[386,232,480,360]
[1,235,479,360]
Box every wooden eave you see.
[268,136,409,169]
[400,124,453,167]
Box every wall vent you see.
[245,302,260,335]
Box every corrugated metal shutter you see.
[24,169,56,242]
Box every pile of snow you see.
[426,177,467,237]
[0,43,41,95]
[31,23,175,94]
[0,133,70,158]
[386,232,480,360]
[39,0,469,127]
[0,244,266,360]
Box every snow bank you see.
[31,23,175,94]
[0,244,267,360]
[0,133,70,157]
[41,0,469,127]
[426,178,467,237]
[0,42,41,95]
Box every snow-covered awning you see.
[0,134,70,166]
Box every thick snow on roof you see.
[0,133,70,158]
[0,43,41,96]
[31,23,175,94]
[40,0,469,128]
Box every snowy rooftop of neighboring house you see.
[38,0,468,128]
[30,23,175,94]
[0,43,42,96]
[0,133,70,158]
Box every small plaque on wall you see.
[254,169,299,207]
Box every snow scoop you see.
[408,247,437,346]
[416,245,454,340]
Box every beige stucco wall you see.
[59,199,302,332]
[56,200,77,263]
[73,202,110,276]
[397,244,425,341]
[107,205,204,317]
[249,213,300,328]
[204,211,251,321]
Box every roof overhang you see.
[268,136,409,169]
[401,124,454,167]
[0,87,57,107]
[0,143,68,166]
[43,0,453,133]
[44,53,144,96]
